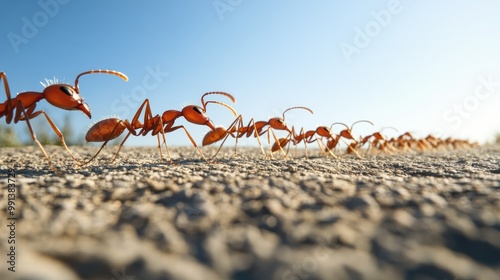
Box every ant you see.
[202,106,313,159]
[359,127,399,154]
[324,120,373,158]
[0,70,128,173]
[270,125,339,159]
[389,131,416,152]
[271,120,374,159]
[81,92,237,165]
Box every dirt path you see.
[1,145,499,279]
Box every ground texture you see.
[1,145,500,280]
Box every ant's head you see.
[316,126,332,138]
[182,105,216,131]
[40,70,128,119]
[268,117,291,132]
[271,106,313,132]
[43,84,91,118]
[175,92,237,132]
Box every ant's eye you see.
[60,86,74,96]
[278,119,284,124]
[193,106,204,115]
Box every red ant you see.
[271,125,339,158]
[0,70,128,173]
[202,106,313,158]
[389,131,416,152]
[324,120,373,158]
[271,120,373,159]
[359,127,399,154]
[80,92,237,165]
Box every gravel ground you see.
[1,145,500,280]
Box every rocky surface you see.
[1,145,500,280]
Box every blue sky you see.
[1,0,500,148]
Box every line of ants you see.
[0,69,478,174]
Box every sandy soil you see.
[1,145,500,280]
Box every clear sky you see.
[1,0,500,148]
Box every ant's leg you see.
[247,120,267,157]
[166,125,208,162]
[271,131,292,159]
[304,139,319,159]
[0,72,12,99]
[255,129,267,157]
[267,129,272,158]
[0,72,15,123]
[341,138,362,158]
[283,134,292,159]
[110,132,132,163]
[296,128,304,158]
[19,109,81,163]
[212,115,242,158]
[232,116,243,156]
[320,138,338,159]
[316,138,326,157]
[80,139,112,166]
[140,100,174,163]
[155,134,166,162]
[288,131,298,158]
[158,119,174,164]
[137,102,172,163]
[269,129,289,159]
[13,103,60,174]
